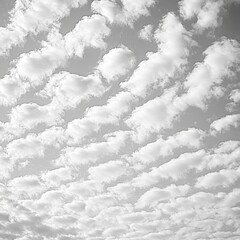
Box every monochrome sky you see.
[0,0,240,239]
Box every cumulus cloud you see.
[9,102,63,130]
[41,167,73,187]
[210,114,240,135]
[65,14,111,57]
[88,160,130,183]
[1,1,240,239]
[6,134,45,160]
[91,0,156,26]
[179,0,226,31]
[196,169,240,189]
[66,92,135,143]
[39,71,105,110]
[138,24,154,41]
[122,12,194,96]
[8,175,45,197]
[97,46,136,82]
[130,128,205,165]
[135,184,190,209]
[58,131,130,166]
[0,0,87,56]
[133,150,206,188]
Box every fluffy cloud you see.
[6,134,45,160]
[91,0,156,26]
[130,128,205,165]
[133,150,206,188]
[97,46,136,82]
[39,71,105,110]
[180,38,240,109]
[210,114,240,135]
[41,167,73,187]
[179,0,225,30]
[122,12,194,96]
[58,131,130,166]
[196,169,240,189]
[88,160,130,183]
[7,175,45,197]
[135,184,190,209]
[139,24,154,41]
[9,103,63,130]
[0,0,87,55]
[65,14,111,57]
[66,92,135,143]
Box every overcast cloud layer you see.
[0,0,240,239]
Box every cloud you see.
[210,114,240,135]
[39,71,105,110]
[38,127,66,148]
[0,15,110,107]
[179,0,225,31]
[130,128,205,165]
[59,131,130,166]
[6,134,45,160]
[41,167,73,187]
[0,0,87,56]
[196,169,240,189]
[9,103,63,130]
[91,0,156,26]
[88,160,130,183]
[135,184,190,209]
[132,150,206,188]
[65,14,111,57]
[97,46,136,82]
[180,38,240,109]
[122,12,194,96]
[0,147,16,179]
[7,175,45,197]
[138,24,154,41]
[66,92,135,143]
[126,86,179,136]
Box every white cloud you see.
[8,175,45,197]
[59,131,129,166]
[41,167,73,187]
[0,0,87,56]
[130,128,205,165]
[108,182,136,200]
[210,114,240,135]
[91,0,156,26]
[126,86,178,136]
[132,150,206,188]
[97,46,136,82]
[66,180,103,200]
[0,73,30,106]
[122,12,194,96]
[66,92,135,143]
[139,24,153,41]
[0,147,16,179]
[135,184,190,209]
[230,89,240,103]
[196,169,240,189]
[88,160,130,183]
[179,38,240,109]
[6,134,45,160]
[38,127,66,148]
[1,14,110,107]
[65,14,111,57]
[179,0,225,31]
[39,71,105,110]
[9,103,63,130]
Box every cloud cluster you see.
[0,0,240,239]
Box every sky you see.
[0,0,240,239]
